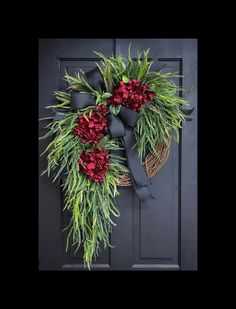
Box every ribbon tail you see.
[52,107,68,122]
[53,112,67,122]
[129,172,156,202]
[85,67,105,91]
[181,107,194,121]
[71,92,96,111]
[121,127,156,202]
[184,116,193,121]
[181,107,194,116]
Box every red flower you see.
[72,104,108,144]
[107,79,155,111]
[78,148,110,183]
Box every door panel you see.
[39,38,197,270]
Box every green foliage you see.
[46,91,71,109]
[135,71,188,159]
[64,70,97,94]
[94,46,154,88]
[40,107,128,268]
[63,160,127,268]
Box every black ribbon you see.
[71,92,96,111]
[181,107,194,121]
[108,107,156,202]
[53,67,193,202]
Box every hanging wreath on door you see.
[39,45,193,268]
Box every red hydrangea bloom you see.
[72,104,108,144]
[78,148,110,183]
[107,79,155,111]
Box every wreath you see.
[39,46,193,268]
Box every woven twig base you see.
[118,135,171,186]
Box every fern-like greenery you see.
[40,111,127,268]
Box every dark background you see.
[1,4,227,300]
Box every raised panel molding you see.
[132,58,182,268]
[62,264,111,270]
[132,264,180,270]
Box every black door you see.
[39,38,197,270]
